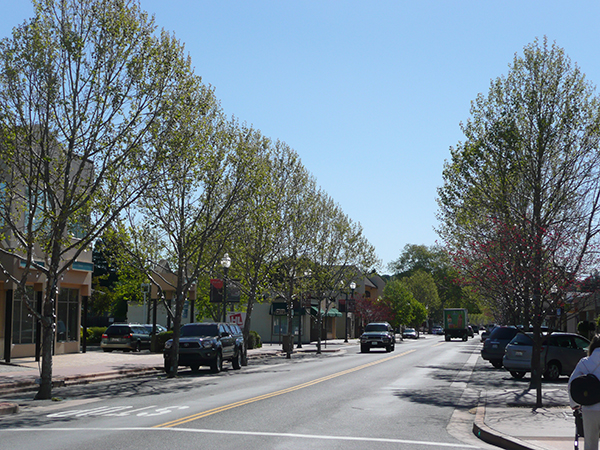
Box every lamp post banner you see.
[226,280,241,303]
[210,279,223,303]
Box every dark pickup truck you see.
[164,322,244,373]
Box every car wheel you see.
[445,335,450,341]
[491,360,503,369]
[232,350,241,370]
[510,371,526,379]
[134,341,141,352]
[210,351,223,373]
[544,361,561,381]
[360,344,369,353]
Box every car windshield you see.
[365,324,388,332]
[405,328,415,332]
[181,324,219,337]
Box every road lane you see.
[0,336,494,449]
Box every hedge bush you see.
[248,330,262,349]
[153,331,173,353]
[81,326,107,344]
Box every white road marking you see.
[0,427,482,448]
[46,405,188,418]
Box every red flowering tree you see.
[355,294,394,330]
[438,39,600,407]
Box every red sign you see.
[210,279,224,289]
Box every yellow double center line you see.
[155,349,416,428]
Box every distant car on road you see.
[432,326,444,335]
[503,332,589,380]
[480,326,497,342]
[402,328,419,339]
[360,322,396,352]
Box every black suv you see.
[360,322,396,353]
[164,322,243,373]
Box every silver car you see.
[503,332,589,380]
[101,323,152,352]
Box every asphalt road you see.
[0,336,501,450]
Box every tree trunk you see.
[241,291,255,367]
[35,318,54,400]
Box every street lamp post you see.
[298,269,311,349]
[221,253,231,322]
[346,281,356,342]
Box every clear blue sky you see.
[2,1,600,273]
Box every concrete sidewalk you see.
[0,340,583,450]
[473,388,578,450]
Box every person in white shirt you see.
[569,335,600,450]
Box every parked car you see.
[503,332,590,380]
[360,322,396,352]
[101,323,152,352]
[163,322,243,373]
[481,326,519,368]
[402,328,419,339]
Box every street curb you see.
[472,401,546,450]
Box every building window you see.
[12,287,36,344]
[57,288,79,342]
[272,316,288,336]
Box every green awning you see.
[327,307,342,317]
[310,306,342,317]
[270,302,307,316]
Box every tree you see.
[123,92,265,377]
[308,192,379,354]
[382,279,414,329]
[355,294,392,328]
[389,244,465,324]
[389,244,444,277]
[437,37,600,406]
[401,270,440,317]
[228,140,307,363]
[0,0,189,399]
